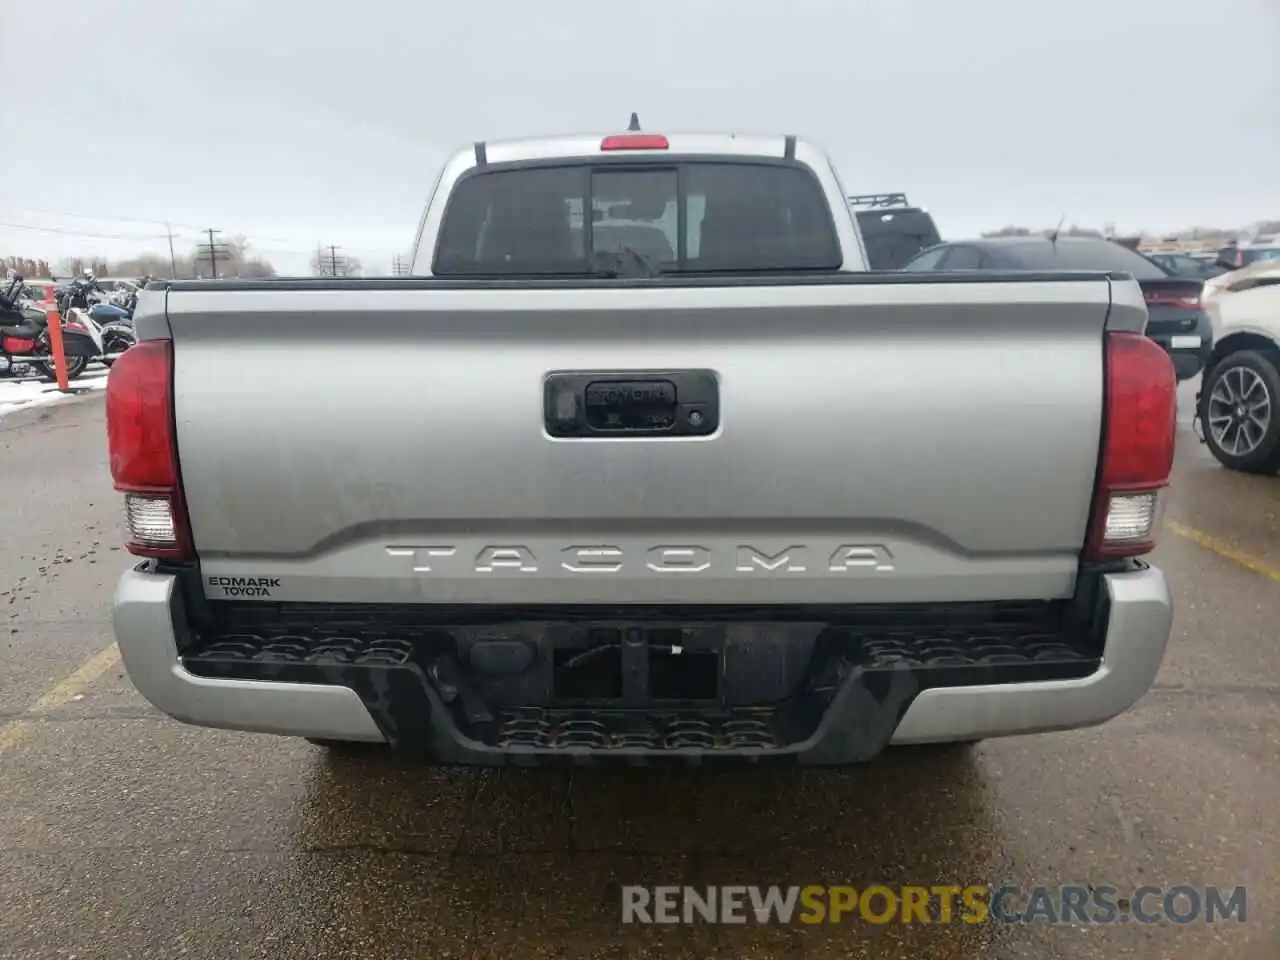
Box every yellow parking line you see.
[1165,521,1280,583]
[0,642,121,756]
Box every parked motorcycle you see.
[86,279,139,366]
[56,272,101,316]
[0,275,103,381]
[97,319,136,367]
[90,297,131,323]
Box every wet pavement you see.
[1,387,1277,959]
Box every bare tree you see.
[113,253,180,278]
[3,256,53,277]
[186,235,277,279]
[38,245,279,281]
[983,224,1103,239]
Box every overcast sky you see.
[2,0,1277,275]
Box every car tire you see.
[1198,350,1280,475]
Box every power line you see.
[1,215,409,260]
[0,221,170,241]
[0,205,305,246]
[3,217,402,276]
[0,204,206,231]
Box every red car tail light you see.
[1083,333,1177,560]
[1144,291,1200,310]
[105,340,194,560]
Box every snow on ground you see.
[0,367,109,419]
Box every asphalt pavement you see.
[1,385,1277,959]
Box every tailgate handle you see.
[544,370,719,438]
[586,380,676,429]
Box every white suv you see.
[1197,267,1280,473]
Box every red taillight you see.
[1083,333,1176,560]
[106,340,193,560]
[1,336,36,354]
[1144,291,1200,310]
[600,133,669,151]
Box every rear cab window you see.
[433,160,842,276]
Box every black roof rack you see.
[847,193,911,209]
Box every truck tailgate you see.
[164,278,1118,606]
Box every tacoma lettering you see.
[474,545,538,573]
[646,545,712,573]
[385,546,456,572]
[828,545,895,572]
[388,544,895,575]
[735,544,805,573]
[561,545,624,573]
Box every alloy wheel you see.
[1207,365,1273,457]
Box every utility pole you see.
[207,228,221,279]
[392,254,410,276]
[166,223,178,278]
[198,228,231,279]
[317,243,346,277]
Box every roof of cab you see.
[455,131,815,168]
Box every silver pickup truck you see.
[109,129,1176,764]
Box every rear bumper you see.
[1149,313,1212,381]
[112,570,384,742]
[1168,348,1209,382]
[889,564,1171,743]
[113,563,1172,763]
